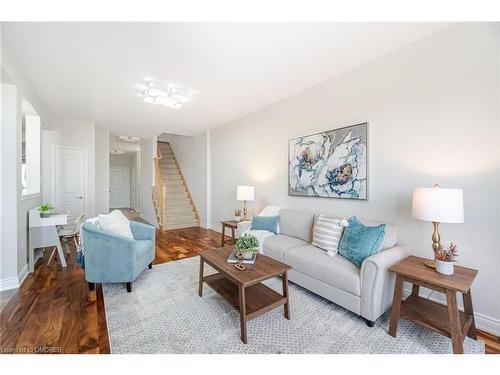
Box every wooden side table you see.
[220,220,238,247]
[388,256,478,354]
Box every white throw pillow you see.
[98,210,134,239]
[311,215,348,256]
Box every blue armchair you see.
[81,220,156,292]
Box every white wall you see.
[162,132,209,227]
[95,126,110,215]
[110,153,135,168]
[1,80,42,289]
[0,82,20,289]
[209,23,500,333]
[138,137,158,226]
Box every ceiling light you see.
[118,135,141,143]
[154,96,181,108]
[142,80,192,109]
[110,149,124,155]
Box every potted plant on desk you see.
[38,203,54,218]
[234,234,259,271]
[435,243,458,276]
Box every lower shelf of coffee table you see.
[203,273,286,320]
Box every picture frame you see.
[288,122,368,200]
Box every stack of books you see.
[227,251,257,265]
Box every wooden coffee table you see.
[198,247,292,343]
[388,256,478,354]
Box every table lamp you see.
[412,184,464,268]
[236,185,254,221]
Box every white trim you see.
[0,276,20,292]
[208,223,221,233]
[0,264,29,292]
[403,286,500,336]
[17,264,28,286]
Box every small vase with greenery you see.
[234,209,242,222]
[235,233,259,260]
[38,203,54,218]
[435,243,458,276]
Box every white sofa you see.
[237,208,409,325]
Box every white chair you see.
[58,213,85,252]
[47,213,85,265]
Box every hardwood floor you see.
[0,226,224,354]
[0,223,498,354]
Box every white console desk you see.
[28,209,68,272]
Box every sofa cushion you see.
[311,215,347,255]
[262,234,308,261]
[338,217,386,267]
[279,209,315,242]
[283,245,361,296]
[357,217,398,250]
[250,215,279,234]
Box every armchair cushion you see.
[98,210,133,239]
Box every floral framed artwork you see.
[288,122,368,200]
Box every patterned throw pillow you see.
[311,215,348,256]
[338,216,386,267]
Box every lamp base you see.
[424,259,436,269]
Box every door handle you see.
[76,196,83,199]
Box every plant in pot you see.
[234,233,259,270]
[234,209,242,222]
[38,203,55,218]
[435,243,458,276]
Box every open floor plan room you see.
[1,3,500,371]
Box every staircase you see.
[153,142,200,230]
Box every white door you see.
[53,147,86,218]
[109,167,131,208]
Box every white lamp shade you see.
[236,185,255,201]
[412,187,464,223]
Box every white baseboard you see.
[0,264,29,292]
[207,224,221,233]
[17,264,28,287]
[403,285,500,336]
[0,276,19,292]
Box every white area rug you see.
[103,256,484,354]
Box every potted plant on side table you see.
[38,203,55,218]
[435,243,458,275]
[234,233,259,271]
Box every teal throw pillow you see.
[338,217,386,267]
[250,216,279,234]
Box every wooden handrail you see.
[153,153,167,229]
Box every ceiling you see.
[2,22,451,137]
